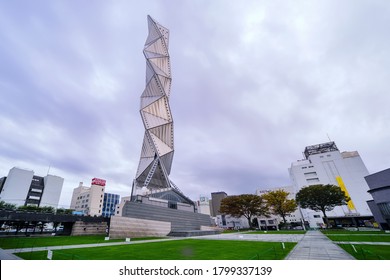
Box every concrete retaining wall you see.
[109,215,171,239]
[71,221,108,236]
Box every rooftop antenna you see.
[326,133,332,142]
[47,164,51,175]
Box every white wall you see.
[289,148,373,228]
[41,175,64,208]
[0,167,34,206]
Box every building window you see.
[168,201,177,209]
[378,202,390,216]
[313,215,321,218]
[304,172,317,177]
[307,178,320,183]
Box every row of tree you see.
[0,201,73,214]
[220,184,350,229]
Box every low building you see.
[215,214,249,229]
[256,186,303,227]
[196,195,211,215]
[115,196,131,216]
[365,168,390,230]
[0,167,64,208]
[102,193,120,217]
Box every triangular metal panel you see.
[149,59,170,78]
[145,38,168,56]
[145,16,162,46]
[141,76,164,97]
[140,132,156,158]
[144,50,168,59]
[142,97,171,121]
[149,58,171,78]
[145,61,154,84]
[141,111,170,129]
[140,95,161,109]
[155,22,169,48]
[149,131,173,156]
[150,123,173,148]
[160,152,174,175]
[135,156,154,179]
[157,75,172,97]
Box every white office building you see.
[288,142,373,228]
[196,195,211,215]
[0,167,64,208]
[70,178,106,216]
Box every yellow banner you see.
[336,176,356,211]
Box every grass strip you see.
[325,235,390,242]
[0,235,162,249]
[337,244,390,260]
[321,229,388,235]
[16,239,296,260]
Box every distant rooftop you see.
[304,141,339,159]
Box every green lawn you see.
[245,230,306,235]
[15,239,296,260]
[325,234,390,242]
[322,230,390,242]
[338,244,390,260]
[0,235,162,249]
[322,229,388,235]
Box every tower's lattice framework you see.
[132,16,185,199]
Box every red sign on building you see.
[91,178,106,186]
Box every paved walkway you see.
[285,230,355,260]
[193,232,305,243]
[0,248,23,260]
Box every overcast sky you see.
[1,0,389,208]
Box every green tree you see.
[295,184,350,228]
[0,201,17,210]
[40,206,55,213]
[56,208,74,215]
[17,205,55,213]
[262,190,297,224]
[220,194,269,229]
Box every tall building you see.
[289,142,373,228]
[130,15,194,210]
[70,178,106,216]
[365,168,390,230]
[102,193,120,217]
[114,17,213,237]
[210,192,227,217]
[0,167,63,208]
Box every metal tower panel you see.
[134,16,174,193]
